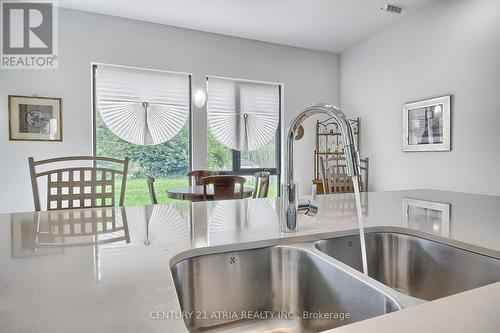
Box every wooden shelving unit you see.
[313,117,360,188]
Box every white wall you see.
[0,9,340,213]
[341,0,500,195]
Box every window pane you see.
[240,136,276,169]
[96,114,189,206]
[207,131,232,171]
[206,77,279,151]
[243,175,278,198]
[94,65,191,206]
[205,76,281,195]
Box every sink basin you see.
[171,245,400,332]
[316,232,500,301]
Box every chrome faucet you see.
[283,103,361,231]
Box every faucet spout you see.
[283,103,360,231]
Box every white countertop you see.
[0,189,499,332]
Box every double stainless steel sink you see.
[171,231,500,332]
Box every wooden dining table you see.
[166,185,254,201]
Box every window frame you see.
[206,77,282,194]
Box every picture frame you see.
[402,198,451,237]
[403,95,450,152]
[8,95,62,141]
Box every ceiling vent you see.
[383,4,403,14]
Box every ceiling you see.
[57,0,439,53]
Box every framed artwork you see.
[8,95,62,141]
[402,198,450,237]
[403,95,450,152]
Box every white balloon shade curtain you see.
[95,65,190,145]
[207,77,280,151]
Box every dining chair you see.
[146,174,158,205]
[199,175,246,201]
[253,171,270,198]
[28,156,129,211]
[187,170,218,186]
[320,156,369,194]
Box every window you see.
[93,64,191,205]
[206,77,281,196]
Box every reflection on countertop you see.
[5,189,500,279]
[9,198,282,255]
[1,189,500,333]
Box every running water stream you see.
[352,176,369,275]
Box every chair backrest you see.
[187,170,218,186]
[253,171,270,198]
[199,175,246,201]
[320,156,369,194]
[146,174,158,205]
[28,156,129,211]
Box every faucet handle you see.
[298,199,318,217]
[311,184,317,201]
